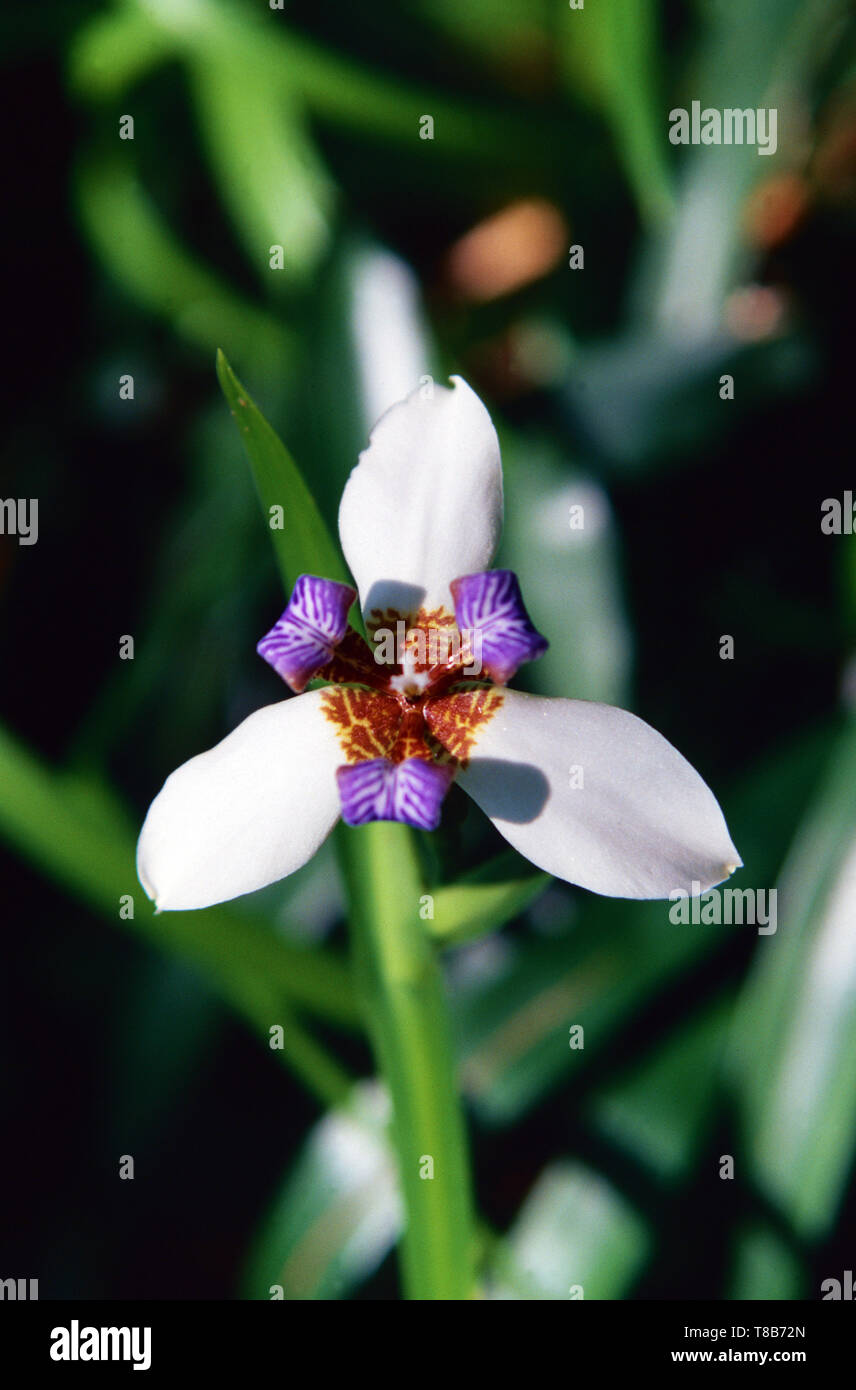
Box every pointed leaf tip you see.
[216,353,351,598]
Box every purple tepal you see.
[450,569,548,684]
[257,575,356,691]
[336,757,455,830]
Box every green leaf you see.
[0,722,358,1031]
[635,0,831,345]
[561,0,674,223]
[430,860,549,947]
[189,55,333,286]
[216,350,353,598]
[241,1082,400,1300]
[487,1162,649,1300]
[72,0,555,165]
[68,7,179,98]
[728,715,856,1238]
[455,894,719,1125]
[728,1223,807,1300]
[74,157,293,377]
[586,996,732,1183]
[68,405,272,767]
[266,18,554,164]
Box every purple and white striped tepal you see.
[336,757,455,831]
[257,574,356,692]
[450,569,548,684]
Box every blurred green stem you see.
[270,1011,353,1110]
[72,0,552,166]
[227,958,353,1106]
[338,822,475,1300]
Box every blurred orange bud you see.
[445,198,568,303]
[813,100,856,203]
[724,285,789,341]
[744,173,809,249]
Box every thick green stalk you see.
[337,822,475,1300]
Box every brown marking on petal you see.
[367,606,404,641]
[320,687,402,764]
[414,605,458,632]
[316,627,388,690]
[424,688,504,764]
[387,705,435,764]
[367,605,464,678]
[367,605,457,633]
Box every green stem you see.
[337,822,476,1300]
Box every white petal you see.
[458,689,741,899]
[338,376,503,624]
[137,692,342,911]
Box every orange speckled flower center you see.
[318,608,503,769]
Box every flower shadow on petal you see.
[461,758,550,823]
[364,580,427,624]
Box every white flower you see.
[137,378,740,911]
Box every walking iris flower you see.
[137,378,740,911]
